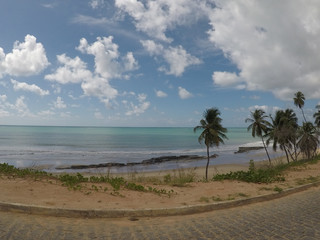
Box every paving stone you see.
[1,186,320,239]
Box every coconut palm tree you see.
[246,109,272,164]
[313,105,320,128]
[194,108,228,181]
[297,122,319,160]
[282,109,299,161]
[293,91,307,122]
[267,109,298,163]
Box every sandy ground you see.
[1,158,320,211]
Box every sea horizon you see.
[0,125,283,173]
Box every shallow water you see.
[0,126,283,173]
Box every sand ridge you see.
[1,161,320,211]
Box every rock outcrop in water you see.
[234,146,264,154]
[55,154,218,170]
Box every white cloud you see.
[45,54,92,84]
[14,96,32,117]
[156,90,168,98]
[123,52,139,72]
[208,1,320,100]
[212,71,242,88]
[94,111,104,119]
[38,110,55,117]
[77,36,139,79]
[125,93,150,116]
[115,0,207,42]
[0,109,10,117]
[72,15,109,26]
[0,94,7,102]
[46,53,118,108]
[11,79,49,96]
[248,105,281,115]
[141,40,201,76]
[0,35,49,77]
[90,0,105,9]
[178,86,193,99]
[53,96,67,109]
[81,75,118,108]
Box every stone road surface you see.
[1,185,320,240]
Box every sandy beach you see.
[1,156,320,213]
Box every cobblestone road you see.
[1,186,320,239]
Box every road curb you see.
[1,181,319,218]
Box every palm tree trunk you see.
[301,108,307,123]
[206,145,210,181]
[283,147,290,163]
[261,136,271,164]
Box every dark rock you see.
[56,155,207,170]
[234,146,264,154]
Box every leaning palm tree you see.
[297,122,319,160]
[194,108,228,181]
[246,109,272,164]
[293,91,307,123]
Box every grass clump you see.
[0,163,175,197]
[0,163,51,180]
[163,168,196,187]
[212,160,285,183]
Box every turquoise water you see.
[0,126,280,172]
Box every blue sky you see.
[0,0,319,127]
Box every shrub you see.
[213,161,285,183]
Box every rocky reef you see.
[56,154,218,170]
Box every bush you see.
[213,161,285,183]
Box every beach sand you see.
[1,157,320,212]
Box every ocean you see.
[0,126,282,173]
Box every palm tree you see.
[246,109,272,164]
[297,122,319,160]
[194,108,228,181]
[293,91,307,122]
[282,109,299,161]
[267,109,298,163]
[313,105,320,128]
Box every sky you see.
[0,0,320,127]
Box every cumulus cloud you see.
[52,36,139,108]
[208,1,320,100]
[0,35,49,78]
[178,86,193,99]
[125,93,150,116]
[0,94,7,102]
[155,90,168,98]
[81,75,118,108]
[248,105,281,115]
[212,71,242,88]
[11,79,49,96]
[89,0,105,9]
[45,54,92,84]
[14,96,32,117]
[115,0,207,42]
[53,96,67,109]
[141,40,201,76]
[94,111,104,119]
[77,36,139,79]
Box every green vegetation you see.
[213,160,285,183]
[163,168,196,187]
[0,163,175,197]
[273,186,283,193]
[0,163,51,179]
[194,107,228,181]
[246,109,272,163]
[213,156,320,183]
